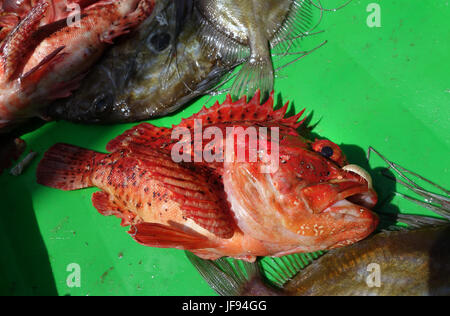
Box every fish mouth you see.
[301,164,378,215]
[340,164,377,209]
[322,199,379,249]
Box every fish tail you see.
[185,251,282,296]
[36,143,100,191]
[230,56,274,103]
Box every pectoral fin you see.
[129,223,217,250]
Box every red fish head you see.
[223,134,378,253]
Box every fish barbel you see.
[37,92,378,261]
[0,0,160,132]
[46,1,235,123]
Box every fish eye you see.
[93,93,113,115]
[312,139,347,167]
[320,146,333,158]
[149,32,171,52]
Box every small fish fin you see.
[92,191,136,227]
[181,91,306,129]
[36,143,102,191]
[106,123,171,152]
[107,92,307,151]
[197,11,250,64]
[0,1,49,81]
[230,57,274,103]
[129,223,217,250]
[393,213,449,230]
[259,252,326,288]
[127,144,234,238]
[20,46,66,85]
[271,0,314,52]
[186,251,283,296]
[99,0,156,44]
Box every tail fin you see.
[230,57,274,103]
[186,251,285,296]
[36,143,100,191]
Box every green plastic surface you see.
[0,0,449,296]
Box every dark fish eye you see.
[93,93,113,115]
[150,32,171,52]
[320,146,334,158]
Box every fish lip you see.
[339,165,378,209]
[336,184,378,209]
[322,199,379,245]
[301,180,378,215]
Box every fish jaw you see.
[311,199,379,250]
[223,156,379,253]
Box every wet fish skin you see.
[47,2,235,123]
[284,226,450,296]
[0,0,159,132]
[37,92,378,262]
[187,225,450,296]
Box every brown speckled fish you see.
[37,92,378,261]
[187,225,450,296]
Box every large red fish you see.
[37,92,379,261]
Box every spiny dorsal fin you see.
[107,91,306,152]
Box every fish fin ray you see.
[107,92,306,152]
[128,144,234,238]
[20,46,66,84]
[186,251,247,296]
[271,0,314,51]
[230,58,274,102]
[0,0,49,81]
[197,12,250,64]
[186,251,283,296]
[106,123,171,152]
[92,191,135,227]
[129,222,217,250]
[36,143,100,190]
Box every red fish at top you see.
[37,91,379,262]
[0,0,159,132]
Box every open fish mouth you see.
[340,164,377,210]
[301,165,377,215]
[298,164,379,245]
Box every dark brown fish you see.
[46,1,236,123]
